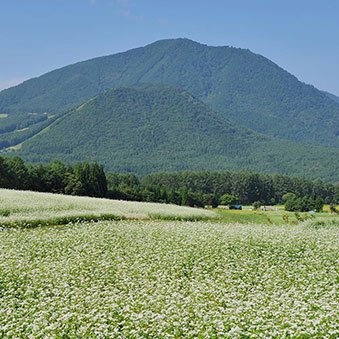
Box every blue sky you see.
[1,0,339,95]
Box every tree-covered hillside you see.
[0,38,338,147]
[323,91,339,105]
[14,84,339,181]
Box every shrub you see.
[252,201,261,210]
[329,204,338,214]
[285,196,323,212]
[220,194,238,207]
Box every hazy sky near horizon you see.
[1,0,339,95]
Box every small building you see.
[229,205,242,210]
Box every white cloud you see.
[111,0,144,21]
[0,78,26,92]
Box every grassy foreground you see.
[0,189,215,227]
[1,219,339,337]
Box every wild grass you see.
[0,220,338,337]
[303,217,339,229]
[214,209,272,224]
[214,208,337,225]
[148,213,211,222]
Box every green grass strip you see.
[148,213,213,222]
[0,214,128,229]
[0,213,216,229]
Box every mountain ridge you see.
[323,90,339,105]
[0,38,338,147]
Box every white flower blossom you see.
[0,207,338,337]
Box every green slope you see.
[0,38,338,147]
[14,84,339,181]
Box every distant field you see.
[0,113,8,118]
[214,207,337,225]
[1,219,338,337]
[0,189,216,227]
[1,189,337,228]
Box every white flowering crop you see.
[0,189,215,226]
[0,220,338,337]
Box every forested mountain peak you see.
[0,38,338,147]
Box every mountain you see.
[0,38,338,148]
[323,91,339,105]
[14,84,339,180]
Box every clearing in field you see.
[214,207,337,225]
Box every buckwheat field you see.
[0,189,215,227]
[1,217,338,337]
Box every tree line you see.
[0,156,107,198]
[283,193,324,212]
[141,171,338,205]
[0,155,338,207]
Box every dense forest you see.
[0,156,107,198]
[10,84,339,182]
[1,155,337,207]
[141,171,339,205]
[0,38,338,148]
